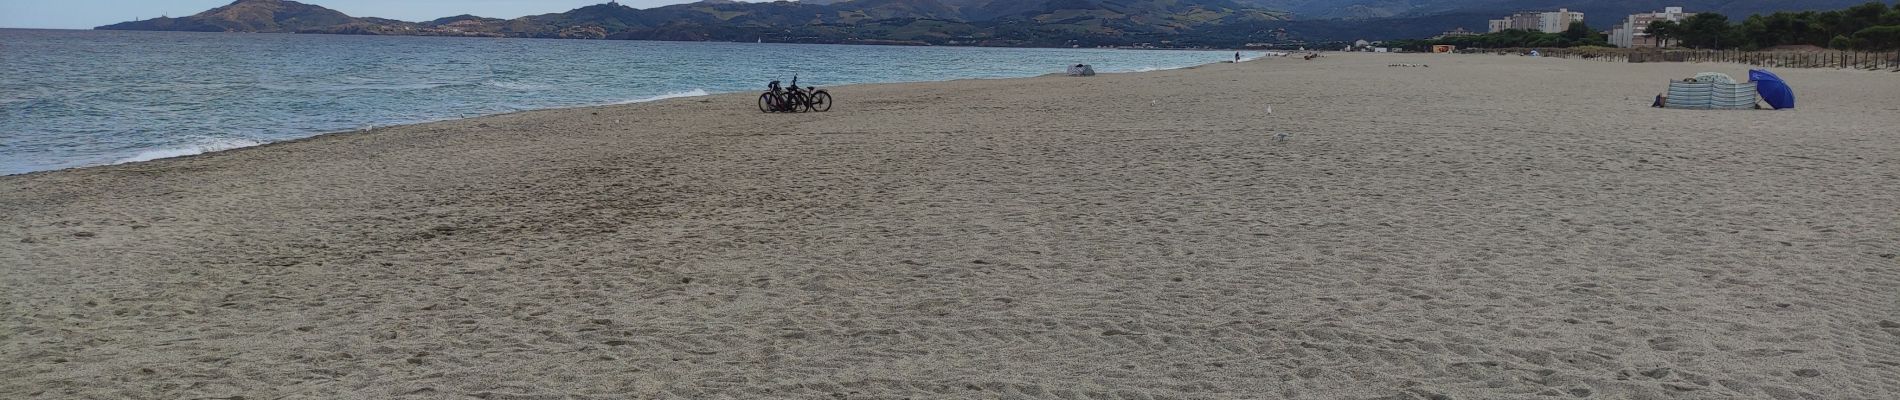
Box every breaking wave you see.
[611,89,712,105]
[115,138,266,164]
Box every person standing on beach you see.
[1235,52,1241,63]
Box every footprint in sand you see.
[1648,337,1688,352]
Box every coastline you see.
[6,53,1900,398]
[0,30,1246,176]
[14,27,1254,51]
[0,46,1238,177]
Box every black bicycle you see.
[758,76,832,113]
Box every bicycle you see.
[758,76,832,113]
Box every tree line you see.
[1387,21,1608,50]
[1387,2,1900,51]
[1650,2,1900,50]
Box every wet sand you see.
[5,53,1900,399]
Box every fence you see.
[1627,50,1900,70]
[1464,48,1900,71]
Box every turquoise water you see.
[0,29,1246,174]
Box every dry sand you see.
[4,53,1900,399]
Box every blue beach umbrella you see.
[1750,69,1795,110]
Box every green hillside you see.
[97,0,1290,47]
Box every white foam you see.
[1132,65,1189,72]
[611,89,711,105]
[483,80,546,90]
[114,137,265,164]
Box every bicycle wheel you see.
[788,92,810,113]
[758,92,776,113]
[808,91,833,112]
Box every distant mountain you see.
[98,0,1291,47]
[98,0,357,32]
[99,0,1888,46]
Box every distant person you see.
[1235,52,1241,63]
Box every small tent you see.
[1067,64,1097,77]
[1750,69,1795,110]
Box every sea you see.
[0,29,1250,175]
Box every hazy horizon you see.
[0,0,781,30]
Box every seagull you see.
[1273,132,1292,143]
[1266,106,1273,115]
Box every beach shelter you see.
[1067,64,1097,77]
[1750,69,1795,110]
[1692,72,1735,84]
[1664,72,1758,110]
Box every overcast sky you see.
[0,0,735,29]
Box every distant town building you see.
[1488,9,1586,33]
[1346,39,1390,51]
[1610,7,1695,48]
[1434,27,1479,39]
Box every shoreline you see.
[7,53,1899,398]
[8,27,1257,51]
[4,50,1248,177]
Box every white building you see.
[1488,9,1586,33]
[1610,7,1695,48]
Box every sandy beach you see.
[5,53,1900,399]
